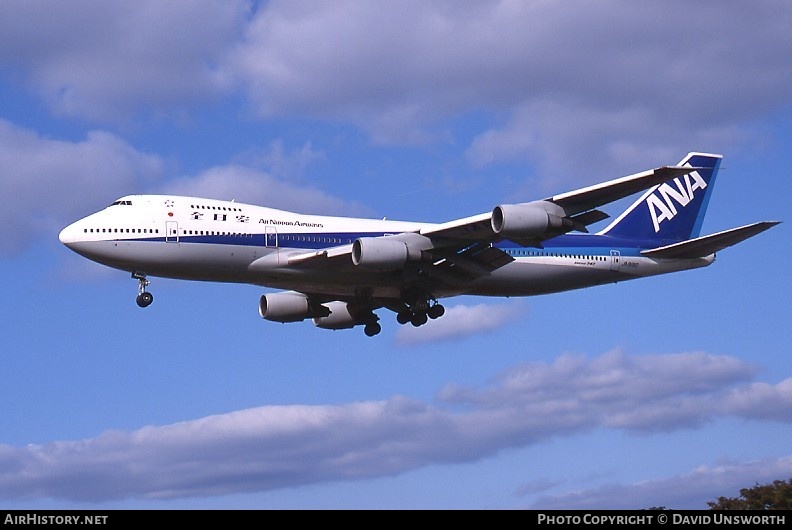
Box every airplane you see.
[59,152,778,336]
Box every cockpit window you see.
[109,200,133,206]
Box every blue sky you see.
[0,0,790,510]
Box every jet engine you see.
[258,291,328,323]
[491,204,569,239]
[352,237,410,270]
[313,301,358,330]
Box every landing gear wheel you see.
[364,322,382,337]
[132,272,153,308]
[427,303,445,319]
[136,292,154,308]
[396,295,444,327]
[410,311,428,327]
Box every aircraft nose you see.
[58,222,81,247]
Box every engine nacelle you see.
[313,301,359,330]
[259,291,323,323]
[491,204,565,239]
[352,237,410,270]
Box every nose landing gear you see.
[132,272,153,308]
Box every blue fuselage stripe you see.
[113,231,669,256]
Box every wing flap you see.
[424,243,514,282]
[285,243,354,265]
[641,221,780,259]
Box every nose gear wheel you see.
[132,272,153,308]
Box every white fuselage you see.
[59,195,714,300]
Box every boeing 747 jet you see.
[59,153,778,336]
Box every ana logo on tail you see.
[646,171,707,233]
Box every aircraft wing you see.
[250,237,515,286]
[420,165,699,243]
[252,164,702,278]
[640,221,780,259]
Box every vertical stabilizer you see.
[600,153,722,243]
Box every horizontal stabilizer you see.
[640,221,780,259]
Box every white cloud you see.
[233,139,326,182]
[439,350,762,432]
[3,1,791,170]
[0,0,248,121]
[0,119,163,254]
[395,301,526,345]
[531,455,792,510]
[723,378,792,423]
[1,350,790,503]
[230,1,792,161]
[466,98,745,186]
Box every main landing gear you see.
[396,298,445,328]
[355,301,382,337]
[132,272,153,308]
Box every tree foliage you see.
[707,478,792,510]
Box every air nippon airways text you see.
[647,171,707,232]
[4,513,108,525]
[259,218,324,228]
